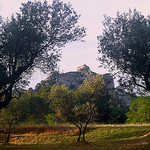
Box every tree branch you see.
[132,76,147,90]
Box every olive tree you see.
[75,74,107,142]
[0,0,86,110]
[50,74,106,142]
[0,99,22,143]
[98,9,150,94]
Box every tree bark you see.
[82,122,88,142]
[5,128,11,144]
[77,127,82,142]
[82,115,91,142]
[5,119,13,144]
[72,121,83,142]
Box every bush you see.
[45,114,55,126]
[126,96,150,123]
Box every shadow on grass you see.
[1,139,150,150]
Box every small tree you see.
[0,99,22,143]
[45,114,55,126]
[50,74,106,142]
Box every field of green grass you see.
[1,124,150,150]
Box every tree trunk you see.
[82,116,91,142]
[83,132,85,142]
[5,120,13,144]
[77,127,82,142]
[5,128,11,144]
[82,124,87,142]
[72,122,83,142]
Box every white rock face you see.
[46,64,114,90]
[56,72,87,89]
[77,64,91,74]
[102,73,114,90]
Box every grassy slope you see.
[1,124,150,150]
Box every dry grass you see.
[10,125,78,135]
[0,124,150,149]
[88,123,150,127]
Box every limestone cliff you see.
[45,64,114,90]
[42,64,130,107]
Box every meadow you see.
[0,124,150,150]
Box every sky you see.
[1,0,150,88]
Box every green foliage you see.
[126,97,150,123]
[50,84,73,123]
[24,98,50,124]
[98,9,150,93]
[17,85,53,124]
[0,99,22,128]
[76,74,109,123]
[0,0,86,110]
[45,114,55,126]
[34,85,52,103]
[108,106,127,124]
[50,75,106,124]
[49,74,108,141]
[0,99,23,143]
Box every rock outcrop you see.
[114,86,131,107]
[42,64,130,108]
[46,71,87,90]
[45,64,114,90]
[77,64,91,74]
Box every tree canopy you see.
[0,0,86,110]
[49,74,107,142]
[126,96,150,123]
[98,9,150,93]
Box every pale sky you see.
[1,0,150,88]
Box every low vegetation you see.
[0,124,150,149]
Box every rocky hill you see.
[40,64,130,108]
[45,64,114,90]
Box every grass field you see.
[0,124,150,150]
